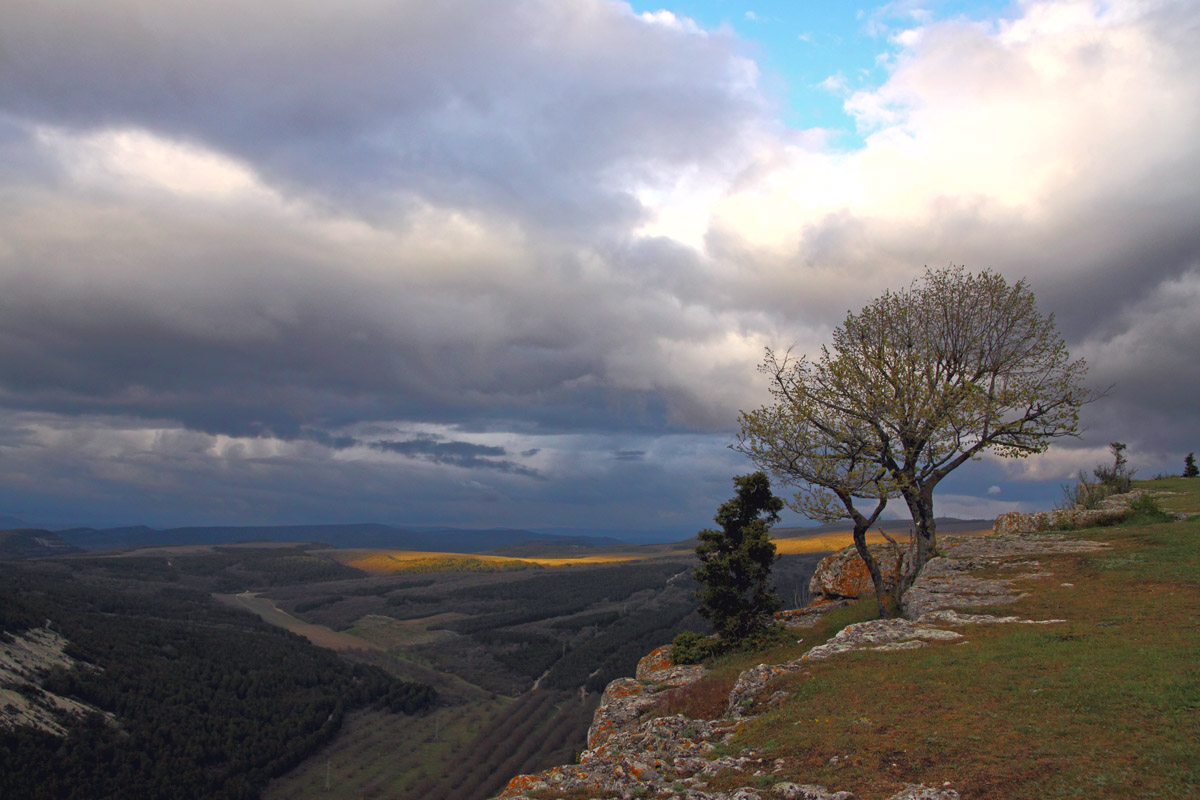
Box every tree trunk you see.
[850,524,890,618]
[901,486,937,592]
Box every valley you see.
[1,522,966,799]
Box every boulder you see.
[808,542,906,601]
[586,646,708,750]
[635,644,674,677]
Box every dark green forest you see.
[0,540,823,800]
[0,556,435,800]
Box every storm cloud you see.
[1,0,1198,532]
[371,434,543,477]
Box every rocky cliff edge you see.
[489,515,1119,800]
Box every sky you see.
[1,0,1198,538]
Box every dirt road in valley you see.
[216,592,382,652]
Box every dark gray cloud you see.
[0,411,746,533]
[370,434,542,478]
[0,1,1197,531]
[0,0,761,231]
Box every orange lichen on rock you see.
[635,645,674,677]
[601,678,644,700]
[809,543,904,600]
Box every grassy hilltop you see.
[623,476,1198,799]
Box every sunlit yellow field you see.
[770,527,993,555]
[328,526,995,575]
[329,549,651,574]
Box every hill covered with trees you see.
[0,552,435,800]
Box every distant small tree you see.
[1093,442,1134,493]
[1184,452,1198,478]
[693,473,782,643]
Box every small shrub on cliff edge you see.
[672,623,791,666]
[671,630,721,665]
[1094,441,1135,493]
[1059,471,1108,510]
[1060,442,1138,511]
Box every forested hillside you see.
[0,553,436,800]
[0,535,824,800]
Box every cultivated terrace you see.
[490,477,1199,800]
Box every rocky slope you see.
[0,627,104,735]
[488,524,1111,800]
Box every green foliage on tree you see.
[1184,452,1198,478]
[736,349,901,617]
[736,266,1093,613]
[693,472,783,642]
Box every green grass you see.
[1138,476,1200,514]
[716,481,1200,799]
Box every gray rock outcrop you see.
[490,524,1107,800]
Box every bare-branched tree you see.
[736,351,902,617]
[738,266,1093,615]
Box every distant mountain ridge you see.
[0,529,84,559]
[53,523,623,553]
[771,516,992,539]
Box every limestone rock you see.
[727,661,807,716]
[802,618,962,661]
[491,524,1106,800]
[495,713,747,799]
[586,648,708,750]
[809,543,907,601]
[636,644,675,677]
[888,784,960,800]
[993,489,1155,534]
[901,556,1024,620]
[775,600,852,629]
[727,618,970,715]
[772,782,854,799]
[904,532,1105,619]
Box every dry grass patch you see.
[655,673,741,720]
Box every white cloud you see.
[36,127,272,204]
[0,0,1197,528]
[817,72,850,93]
[637,9,705,34]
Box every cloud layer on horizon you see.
[1,0,1197,531]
